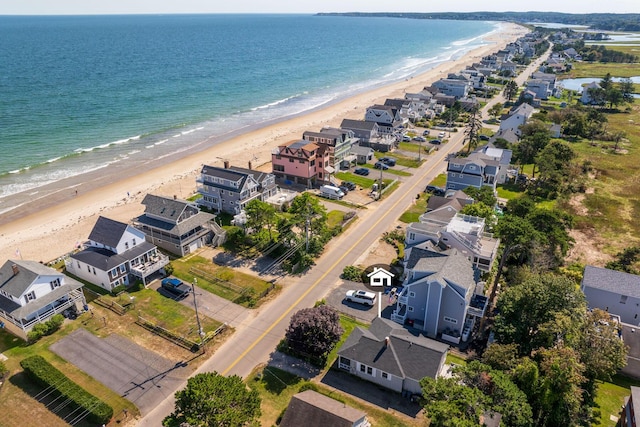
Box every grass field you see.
[592,375,640,427]
[335,171,376,188]
[399,193,429,223]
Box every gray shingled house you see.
[581,265,640,325]
[133,194,225,257]
[392,242,487,343]
[196,163,277,215]
[0,260,86,340]
[280,390,369,427]
[337,317,449,395]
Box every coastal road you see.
[136,54,548,426]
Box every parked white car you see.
[345,290,376,306]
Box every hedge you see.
[20,355,113,424]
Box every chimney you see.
[248,160,252,170]
[384,336,390,347]
[224,160,230,169]
[11,264,19,275]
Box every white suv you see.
[345,290,376,306]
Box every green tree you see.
[526,208,574,264]
[494,274,587,356]
[464,106,483,153]
[488,102,503,121]
[244,199,277,240]
[504,80,519,101]
[505,196,535,218]
[619,77,636,103]
[514,129,550,178]
[163,372,261,427]
[535,140,577,196]
[459,202,495,222]
[288,192,328,242]
[462,185,497,207]
[605,246,640,274]
[577,309,628,382]
[420,376,488,426]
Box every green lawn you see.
[593,375,640,426]
[171,255,276,307]
[445,353,468,366]
[428,173,447,188]
[399,193,429,223]
[496,183,525,201]
[335,171,376,188]
[373,152,425,168]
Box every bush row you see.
[27,314,65,343]
[20,355,113,424]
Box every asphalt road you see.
[137,50,552,426]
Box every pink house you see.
[272,140,325,187]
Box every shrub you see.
[298,382,319,393]
[110,284,126,296]
[164,263,174,276]
[341,265,364,282]
[20,355,113,424]
[0,360,8,377]
[27,313,66,343]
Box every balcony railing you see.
[130,254,170,278]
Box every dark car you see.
[354,167,370,176]
[339,185,349,194]
[425,185,446,196]
[374,161,389,170]
[342,181,357,191]
[479,134,490,141]
[430,139,442,145]
[423,129,431,136]
[161,278,192,298]
[380,157,396,167]
[412,136,426,142]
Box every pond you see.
[558,76,640,93]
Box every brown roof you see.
[280,390,367,427]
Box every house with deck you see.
[364,104,403,135]
[0,260,86,341]
[66,216,169,289]
[337,317,449,395]
[431,78,471,99]
[134,194,225,257]
[302,127,359,172]
[391,242,488,343]
[272,140,322,187]
[196,163,278,214]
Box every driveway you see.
[325,280,397,324]
[50,329,190,416]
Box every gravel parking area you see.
[50,328,190,416]
[325,280,396,324]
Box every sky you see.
[1,0,638,15]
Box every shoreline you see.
[0,22,528,263]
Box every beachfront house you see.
[364,105,403,136]
[65,216,169,289]
[339,119,395,152]
[337,317,449,395]
[196,162,278,215]
[272,139,322,187]
[391,242,488,343]
[302,127,359,173]
[431,78,472,99]
[134,194,225,257]
[349,145,374,165]
[0,260,86,341]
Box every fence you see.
[135,315,227,352]
[190,267,275,305]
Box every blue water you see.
[0,14,495,202]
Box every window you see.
[49,278,61,290]
[120,265,126,274]
[274,165,284,172]
[409,232,415,241]
[87,265,91,273]
[310,160,315,166]
[132,239,136,246]
[360,364,366,373]
[93,267,96,275]
[382,372,391,380]
[125,242,129,250]
[25,291,36,303]
[409,291,416,297]
[77,261,81,269]
[289,158,294,163]
[621,295,628,304]
[443,316,458,324]
[275,155,281,160]
[408,306,414,312]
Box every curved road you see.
[138,49,550,426]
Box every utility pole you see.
[192,278,204,348]
[377,162,383,200]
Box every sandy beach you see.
[0,22,527,264]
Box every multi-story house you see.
[134,194,225,257]
[66,216,169,289]
[272,139,322,187]
[196,163,278,214]
[390,242,488,343]
[525,79,552,100]
[498,103,535,136]
[431,79,471,99]
[0,260,86,341]
[406,191,500,273]
[364,104,403,135]
[302,127,358,173]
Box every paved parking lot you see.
[50,328,190,416]
[325,279,396,324]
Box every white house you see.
[499,103,535,136]
[66,216,169,290]
[0,260,86,340]
[581,265,640,325]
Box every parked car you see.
[438,131,446,138]
[339,185,350,194]
[413,136,426,142]
[425,185,446,196]
[380,157,396,167]
[402,135,411,142]
[430,139,442,145]
[342,181,357,191]
[345,290,376,306]
[319,184,345,200]
[354,167,370,176]
[374,161,389,170]
[161,278,192,298]
[479,134,490,141]
[423,129,431,136]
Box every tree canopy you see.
[163,372,261,427]
[284,305,343,364]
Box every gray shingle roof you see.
[338,317,448,381]
[0,259,59,298]
[406,247,476,294]
[340,119,377,131]
[88,216,128,249]
[582,265,640,299]
[280,390,366,427]
[135,210,215,237]
[141,194,193,222]
[70,241,156,270]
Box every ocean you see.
[0,14,496,213]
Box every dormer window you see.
[24,291,36,303]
